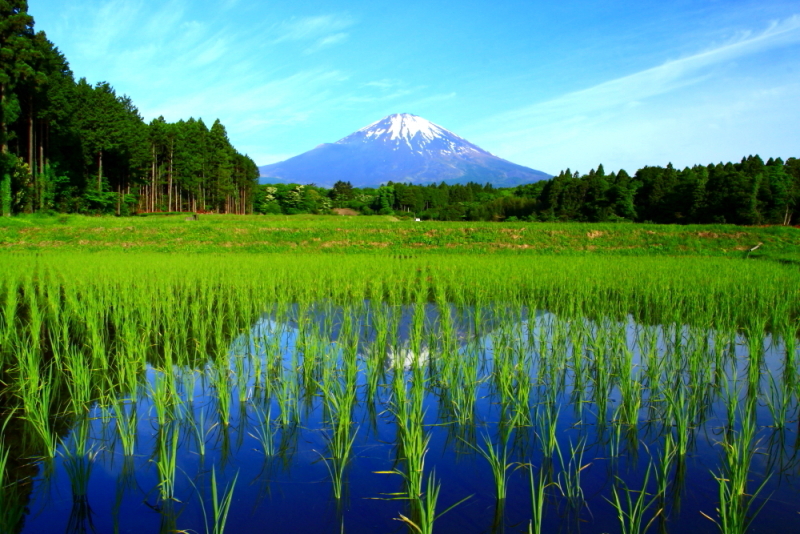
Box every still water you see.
[13,302,800,533]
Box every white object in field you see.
[385,345,431,369]
[415,218,421,221]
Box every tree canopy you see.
[0,1,258,216]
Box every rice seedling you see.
[185,404,212,458]
[1,278,19,354]
[60,416,100,501]
[699,378,769,532]
[763,370,792,430]
[526,461,552,534]
[464,431,514,502]
[17,354,59,458]
[555,438,590,511]
[616,349,643,430]
[391,375,430,510]
[153,423,181,503]
[248,404,277,458]
[211,358,232,427]
[274,359,300,427]
[318,428,359,501]
[535,402,559,461]
[150,368,177,428]
[62,346,94,414]
[189,467,239,534]
[113,397,138,457]
[396,469,471,534]
[654,433,676,502]
[607,463,662,534]
[702,439,771,534]
[664,383,693,457]
[232,351,250,405]
[318,372,359,500]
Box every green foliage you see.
[0,4,258,216]
[265,155,799,226]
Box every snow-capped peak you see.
[359,113,445,142]
[337,113,490,156]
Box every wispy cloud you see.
[47,1,357,159]
[304,32,349,54]
[345,90,414,104]
[145,68,351,134]
[271,14,355,53]
[273,14,354,41]
[191,37,230,66]
[492,15,800,129]
[472,15,800,172]
[344,79,419,103]
[364,79,400,89]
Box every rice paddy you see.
[0,252,798,533]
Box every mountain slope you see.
[259,113,550,188]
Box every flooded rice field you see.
[0,254,798,534]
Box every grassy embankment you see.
[0,213,798,262]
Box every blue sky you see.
[29,0,800,175]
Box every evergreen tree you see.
[0,0,38,215]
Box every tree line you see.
[257,155,800,225]
[0,1,259,216]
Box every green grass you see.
[1,214,798,261]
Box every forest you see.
[0,1,259,216]
[257,156,800,226]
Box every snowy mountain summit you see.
[338,113,490,157]
[259,113,549,188]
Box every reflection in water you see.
[1,301,799,534]
[251,300,518,369]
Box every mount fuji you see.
[258,113,550,188]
